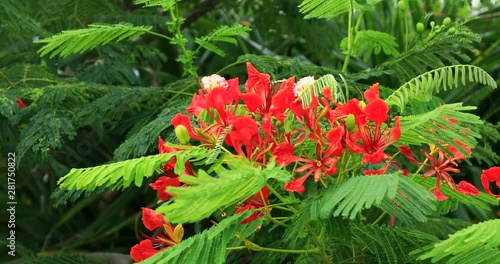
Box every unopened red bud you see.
[346,114,356,130]
[175,125,190,144]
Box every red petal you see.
[457,181,479,196]
[186,93,205,117]
[272,142,299,166]
[15,98,26,109]
[481,166,500,198]
[398,146,418,164]
[364,83,380,102]
[205,87,234,111]
[364,99,389,126]
[245,62,270,93]
[362,148,385,164]
[284,175,309,194]
[432,188,449,201]
[130,240,162,262]
[241,92,265,113]
[141,208,165,231]
[149,176,181,201]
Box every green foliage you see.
[158,155,291,223]
[35,23,153,58]
[377,176,437,224]
[386,65,497,112]
[383,21,481,81]
[341,30,400,61]
[195,25,251,57]
[57,153,172,191]
[113,96,192,161]
[472,122,500,166]
[142,211,255,264]
[298,0,352,19]
[417,219,500,263]
[320,173,435,221]
[134,0,176,10]
[397,103,482,156]
[351,223,438,264]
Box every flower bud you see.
[430,21,435,28]
[346,114,356,131]
[447,27,456,35]
[398,1,406,12]
[443,17,451,26]
[175,125,190,144]
[416,22,425,33]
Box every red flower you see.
[149,174,181,201]
[481,167,500,198]
[284,142,339,193]
[345,101,400,164]
[15,98,26,109]
[130,208,184,262]
[398,145,464,201]
[235,187,270,223]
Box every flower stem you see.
[342,0,355,73]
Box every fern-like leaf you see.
[35,23,152,58]
[351,223,438,264]
[341,30,400,61]
[377,175,436,224]
[299,0,351,19]
[417,219,500,262]
[142,211,255,264]
[397,103,482,156]
[319,173,435,221]
[158,156,291,223]
[134,0,176,10]
[57,153,173,191]
[386,65,497,112]
[195,24,251,57]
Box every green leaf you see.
[320,174,399,219]
[36,23,152,58]
[299,0,352,19]
[397,103,482,156]
[351,223,438,264]
[320,173,435,222]
[417,219,500,262]
[195,24,251,57]
[386,65,497,112]
[158,155,291,223]
[341,30,400,61]
[57,153,173,191]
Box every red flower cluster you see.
[170,64,401,195]
[130,208,184,262]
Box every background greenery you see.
[1,0,499,263]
